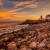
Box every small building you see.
[45,14,50,21]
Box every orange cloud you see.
[0,10,28,21]
[0,12,7,19]
[0,0,49,21]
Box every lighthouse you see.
[39,15,44,21]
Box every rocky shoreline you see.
[0,22,50,50]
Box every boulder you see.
[8,41,17,50]
[37,48,46,50]
[37,43,45,48]
[21,48,26,50]
[48,33,50,37]
[21,48,32,50]
[0,49,5,50]
[21,39,27,42]
[3,37,9,42]
[47,44,50,49]
[17,41,22,46]
[29,42,36,49]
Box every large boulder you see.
[8,41,17,50]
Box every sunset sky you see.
[0,0,50,22]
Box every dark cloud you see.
[0,0,49,11]
[3,2,14,9]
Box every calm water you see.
[0,23,28,34]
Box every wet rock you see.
[0,22,50,50]
[26,49,32,50]
[8,41,17,50]
[47,44,50,49]
[48,33,50,37]
[17,38,22,41]
[9,35,15,41]
[42,39,47,43]
[37,43,45,48]
[30,36,36,42]
[21,48,26,50]
[17,41,22,46]
[41,34,48,38]
[29,31,35,36]
[21,39,27,42]
[0,49,5,50]
[0,40,7,49]
[37,48,47,50]
[25,36,31,40]
[21,48,32,50]
[3,37,9,42]
[29,42,36,49]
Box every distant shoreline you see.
[0,24,29,36]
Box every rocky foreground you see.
[0,22,50,50]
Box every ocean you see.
[0,22,29,35]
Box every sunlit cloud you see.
[0,10,28,21]
[0,0,49,11]
[0,0,50,21]
[14,0,38,9]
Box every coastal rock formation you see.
[0,22,50,50]
[20,19,46,25]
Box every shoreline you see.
[0,24,29,36]
[0,22,50,50]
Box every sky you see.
[0,0,50,22]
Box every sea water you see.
[0,22,29,35]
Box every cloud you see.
[8,0,50,12]
[14,0,38,8]
[0,0,3,5]
[38,0,49,5]
[0,0,49,11]
[0,0,49,12]
[7,0,49,13]
[0,9,28,21]
[14,0,49,9]
[0,0,49,21]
